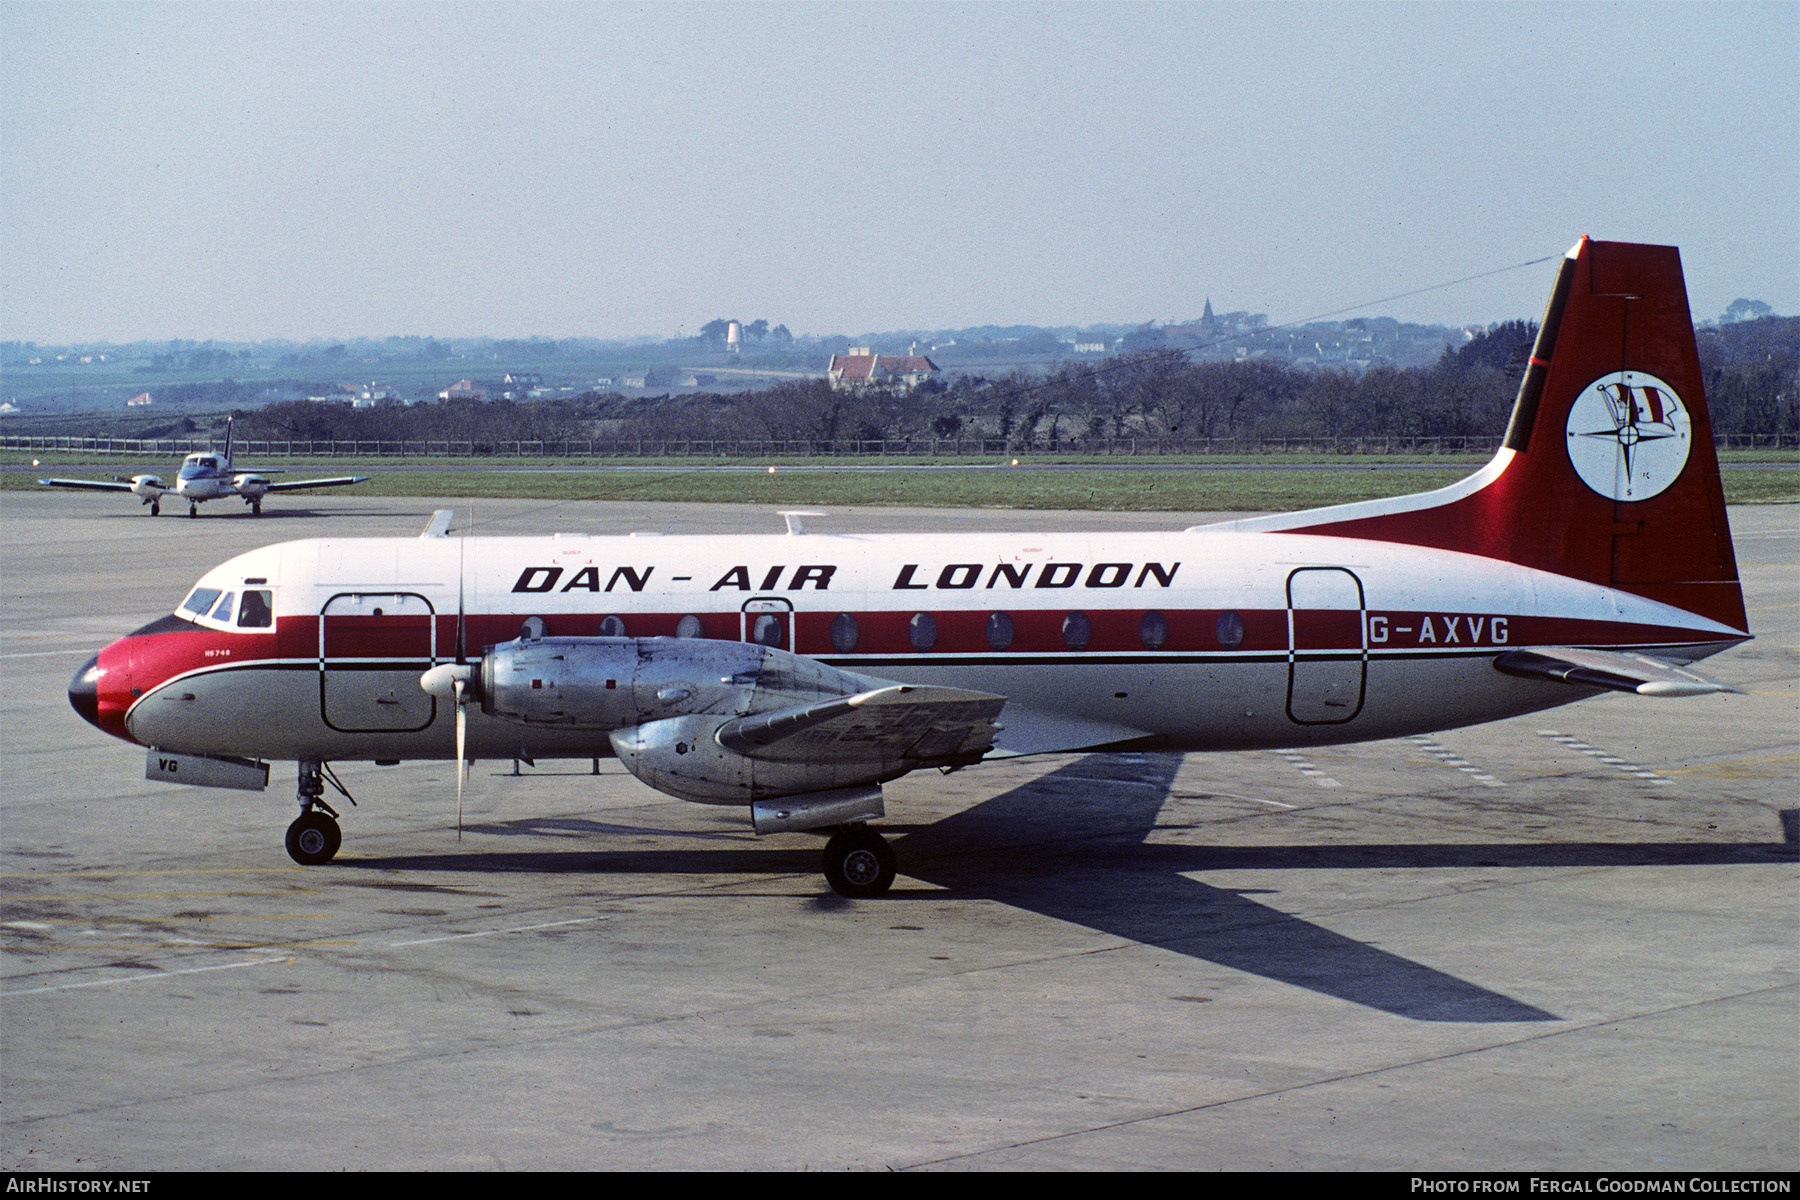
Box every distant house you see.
[438,379,488,401]
[827,347,941,392]
[126,392,153,407]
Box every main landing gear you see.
[821,825,896,898]
[285,760,350,866]
[188,500,198,519]
[147,499,160,516]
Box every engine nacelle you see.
[233,473,272,499]
[444,635,968,807]
[457,636,912,805]
[471,636,881,729]
[608,714,904,805]
[129,474,166,499]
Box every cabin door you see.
[319,592,438,732]
[1286,567,1366,725]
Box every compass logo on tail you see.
[1566,371,1692,501]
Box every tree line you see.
[214,317,1794,450]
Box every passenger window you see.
[598,615,627,637]
[238,590,273,628]
[209,592,236,622]
[908,612,937,651]
[985,611,1014,651]
[830,612,860,652]
[1062,611,1091,651]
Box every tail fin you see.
[1234,238,1745,633]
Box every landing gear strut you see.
[285,760,347,865]
[187,500,198,519]
[148,499,160,516]
[822,825,895,898]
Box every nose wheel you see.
[286,811,341,865]
[822,826,895,898]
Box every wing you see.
[39,477,155,493]
[263,475,371,493]
[1493,647,1739,697]
[716,684,1005,767]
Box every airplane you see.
[39,417,369,517]
[65,238,1749,897]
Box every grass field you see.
[6,455,1795,508]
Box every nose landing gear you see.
[285,760,352,865]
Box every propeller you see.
[420,662,473,838]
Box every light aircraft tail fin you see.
[1224,238,1745,633]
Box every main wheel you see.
[822,826,895,898]
[285,811,342,865]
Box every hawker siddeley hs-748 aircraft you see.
[40,418,369,517]
[68,239,1748,896]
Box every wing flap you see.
[1493,647,1739,697]
[716,685,1005,765]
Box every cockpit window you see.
[209,592,237,622]
[237,590,273,628]
[181,587,222,616]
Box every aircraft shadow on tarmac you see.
[340,747,1793,1023]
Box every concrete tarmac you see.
[1,489,1794,1171]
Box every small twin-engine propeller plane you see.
[67,239,1748,896]
[40,417,369,517]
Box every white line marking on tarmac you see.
[1410,735,1506,786]
[389,917,600,947]
[1536,730,1673,783]
[1271,748,1341,787]
[1,955,290,997]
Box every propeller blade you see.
[454,676,467,842]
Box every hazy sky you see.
[3,1,1795,344]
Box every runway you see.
[1,490,1794,1170]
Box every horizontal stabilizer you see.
[1493,647,1739,697]
[716,684,1005,764]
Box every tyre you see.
[822,827,895,898]
[285,812,342,865]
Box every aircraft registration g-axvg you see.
[40,418,369,517]
[68,239,1748,896]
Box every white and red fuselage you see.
[79,512,1744,771]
